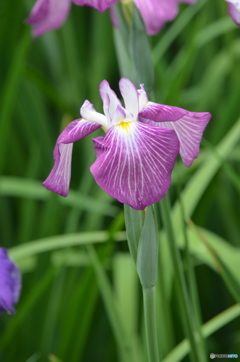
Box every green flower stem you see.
[143,287,160,362]
[160,195,199,362]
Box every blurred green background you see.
[0,0,240,361]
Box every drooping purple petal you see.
[26,0,71,37]
[72,0,118,12]
[0,248,21,314]
[132,0,198,35]
[99,80,121,123]
[42,119,101,196]
[133,0,179,35]
[90,121,179,210]
[27,0,49,23]
[139,103,211,167]
[225,0,240,25]
[119,78,139,120]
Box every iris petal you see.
[225,0,240,25]
[133,0,178,35]
[42,119,101,196]
[26,0,71,37]
[72,0,118,12]
[181,0,197,3]
[112,105,133,125]
[90,122,179,210]
[80,100,109,128]
[119,78,139,119]
[139,103,211,167]
[99,80,121,124]
[137,84,148,111]
[0,248,21,314]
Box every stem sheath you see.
[143,287,160,362]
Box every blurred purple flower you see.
[0,248,21,314]
[42,78,211,210]
[132,0,197,35]
[225,0,240,25]
[26,0,72,37]
[26,0,118,37]
[26,0,197,37]
[73,0,118,12]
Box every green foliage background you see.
[0,0,240,361]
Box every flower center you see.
[116,120,132,134]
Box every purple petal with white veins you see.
[42,143,73,196]
[99,80,121,123]
[133,0,179,35]
[42,119,101,196]
[139,103,212,167]
[90,121,179,210]
[139,102,188,122]
[72,0,118,12]
[119,78,139,119]
[26,0,71,37]
[225,0,240,25]
[0,248,21,314]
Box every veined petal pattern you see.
[90,122,179,210]
[139,104,211,167]
[43,119,101,196]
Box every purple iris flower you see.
[129,0,197,35]
[42,78,211,210]
[0,248,21,314]
[26,0,118,37]
[26,0,197,37]
[225,0,240,25]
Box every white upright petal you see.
[80,100,109,128]
[119,78,139,120]
[137,84,148,111]
[112,105,134,126]
[99,80,121,124]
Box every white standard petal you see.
[99,80,121,124]
[119,78,139,120]
[112,105,134,126]
[80,100,109,128]
[137,84,148,111]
